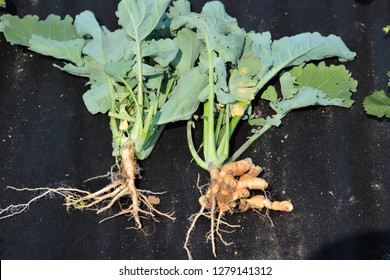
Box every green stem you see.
[108,77,120,139]
[201,26,217,163]
[224,53,298,161]
[165,73,176,96]
[230,113,286,162]
[187,121,208,170]
[255,54,303,93]
[142,102,156,141]
[137,124,165,160]
[215,113,242,157]
[230,123,272,162]
[214,107,225,143]
[107,77,121,161]
[215,104,230,167]
[229,115,241,136]
[127,35,145,145]
[108,112,136,123]
[120,78,141,118]
[135,32,144,118]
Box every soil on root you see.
[0,141,175,230]
[184,158,293,259]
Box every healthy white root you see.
[0,141,175,229]
[0,186,89,220]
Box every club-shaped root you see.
[184,158,293,259]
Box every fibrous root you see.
[0,141,175,230]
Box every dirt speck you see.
[30,0,39,6]
[371,183,382,191]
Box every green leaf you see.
[116,0,171,41]
[290,62,357,107]
[201,1,237,25]
[267,62,357,114]
[387,71,390,87]
[237,53,264,77]
[229,70,257,102]
[383,25,390,34]
[248,117,266,126]
[0,0,6,8]
[247,31,272,77]
[265,116,282,127]
[82,83,111,114]
[146,73,164,91]
[104,60,136,79]
[271,32,356,69]
[29,35,84,66]
[198,85,210,102]
[82,57,108,84]
[75,11,130,64]
[54,56,108,85]
[261,86,278,104]
[213,55,236,104]
[157,68,208,124]
[172,1,245,65]
[0,14,79,46]
[142,38,179,67]
[280,72,298,100]
[54,63,90,77]
[168,0,191,18]
[171,28,201,76]
[229,53,262,102]
[363,90,390,118]
[200,1,245,65]
[275,86,344,114]
[130,63,164,77]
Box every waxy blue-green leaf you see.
[0,14,79,46]
[157,68,208,124]
[116,0,170,41]
[104,60,136,79]
[82,57,108,84]
[142,38,179,67]
[271,32,356,70]
[146,73,164,91]
[200,1,245,65]
[29,35,84,66]
[171,1,245,65]
[171,28,201,76]
[74,11,130,64]
[130,63,164,77]
[54,63,90,78]
[213,55,236,104]
[82,83,111,114]
[229,53,262,102]
[229,71,257,102]
[261,86,278,104]
[280,72,298,100]
[247,31,272,77]
[168,0,190,18]
[54,56,108,85]
[274,86,344,114]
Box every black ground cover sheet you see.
[0,0,389,260]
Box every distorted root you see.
[184,158,293,259]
